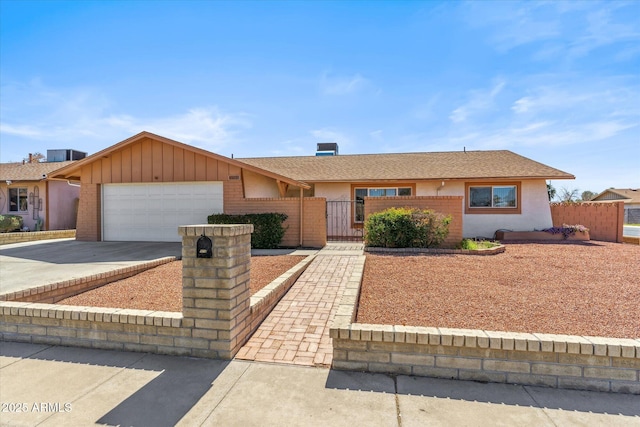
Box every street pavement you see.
[1,342,638,427]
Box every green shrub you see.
[364,207,451,248]
[457,239,498,250]
[0,215,23,233]
[207,213,288,249]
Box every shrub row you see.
[207,213,288,249]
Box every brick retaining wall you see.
[0,230,76,246]
[330,257,640,394]
[0,225,314,360]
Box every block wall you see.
[364,196,463,247]
[331,331,640,394]
[225,180,326,247]
[551,202,624,243]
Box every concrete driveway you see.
[0,239,182,295]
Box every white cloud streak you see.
[449,79,506,123]
[0,81,250,159]
[463,1,640,61]
[320,72,369,95]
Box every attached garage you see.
[102,182,223,242]
[48,132,309,242]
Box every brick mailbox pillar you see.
[178,224,253,359]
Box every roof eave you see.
[48,131,310,189]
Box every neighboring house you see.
[0,154,82,231]
[49,131,574,244]
[590,188,640,224]
[238,147,575,239]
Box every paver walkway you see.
[235,243,363,367]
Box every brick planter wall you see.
[0,225,313,359]
[330,257,640,394]
[0,230,76,246]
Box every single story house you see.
[0,156,81,231]
[238,146,574,239]
[590,188,640,224]
[49,131,574,244]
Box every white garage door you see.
[103,182,223,242]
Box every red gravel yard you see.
[58,255,305,312]
[357,242,640,339]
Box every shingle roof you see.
[0,161,76,181]
[591,188,640,204]
[237,150,574,182]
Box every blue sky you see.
[1,0,639,196]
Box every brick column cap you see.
[178,224,254,237]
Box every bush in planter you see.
[0,215,23,233]
[207,213,288,249]
[364,207,451,248]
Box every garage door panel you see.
[103,182,223,242]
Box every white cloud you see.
[0,123,43,138]
[449,79,506,123]
[462,1,560,52]
[463,1,640,60]
[104,108,251,146]
[0,81,251,160]
[320,72,369,95]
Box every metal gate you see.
[326,200,364,241]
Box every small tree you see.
[559,187,580,203]
[547,183,556,201]
[580,190,597,202]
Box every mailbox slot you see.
[197,235,213,258]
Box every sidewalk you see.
[1,341,638,426]
[236,243,363,366]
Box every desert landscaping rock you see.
[357,242,640,339]
[58,256,305,312]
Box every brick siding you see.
[75,183,101,241]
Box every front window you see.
[466,182,521,215]
[9,188,28,212]
[354,187,412,222]
[469,185,516,208]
